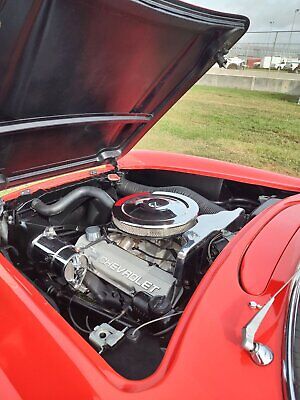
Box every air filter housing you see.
[112,191,199,238]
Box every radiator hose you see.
[32,186,115,217]
[117,178,224,215]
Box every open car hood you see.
[0,0,249,187]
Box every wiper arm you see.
[242,264,300,366]
[0,113,153,134]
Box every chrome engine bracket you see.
[174,208,245,282]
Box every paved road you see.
[208,67,300,81]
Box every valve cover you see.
[76,236,176,299]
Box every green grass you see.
[136,86,300,177]
[1,86,298,198]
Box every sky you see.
[187,0,300,31]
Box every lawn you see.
[0,86,299,197]
[136,86,300,177]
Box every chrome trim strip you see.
[285,264,300,400]
[0,113,153,134]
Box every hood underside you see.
[0,0,249,187]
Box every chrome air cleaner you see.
[112,191,199,238]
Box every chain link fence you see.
[228,30,300,68]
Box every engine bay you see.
[0,170,292,379]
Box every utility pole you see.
[287,9,300,57]
[268,21,275,69]
[269,31,278,70]
[267,21,275,54]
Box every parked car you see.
[284,61,300,73]
[253,61,261,68]
[0,1,299,400]
[271,60,287,70]
[225,56,246,69]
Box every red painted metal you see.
[0,1,249,187]
[0,150,299,399]
[240,204,300,295]
[4,150,300,202]
[119,150,300,192]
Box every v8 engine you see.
[28,189,244,318]
[3,175,254,379]
[75,191,200,301]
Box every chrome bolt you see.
[249,301,263,310]
[21,189,31,196]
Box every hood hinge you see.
[109,157,119,173]
[106,158,124,185]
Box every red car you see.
[0,1,299,399]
